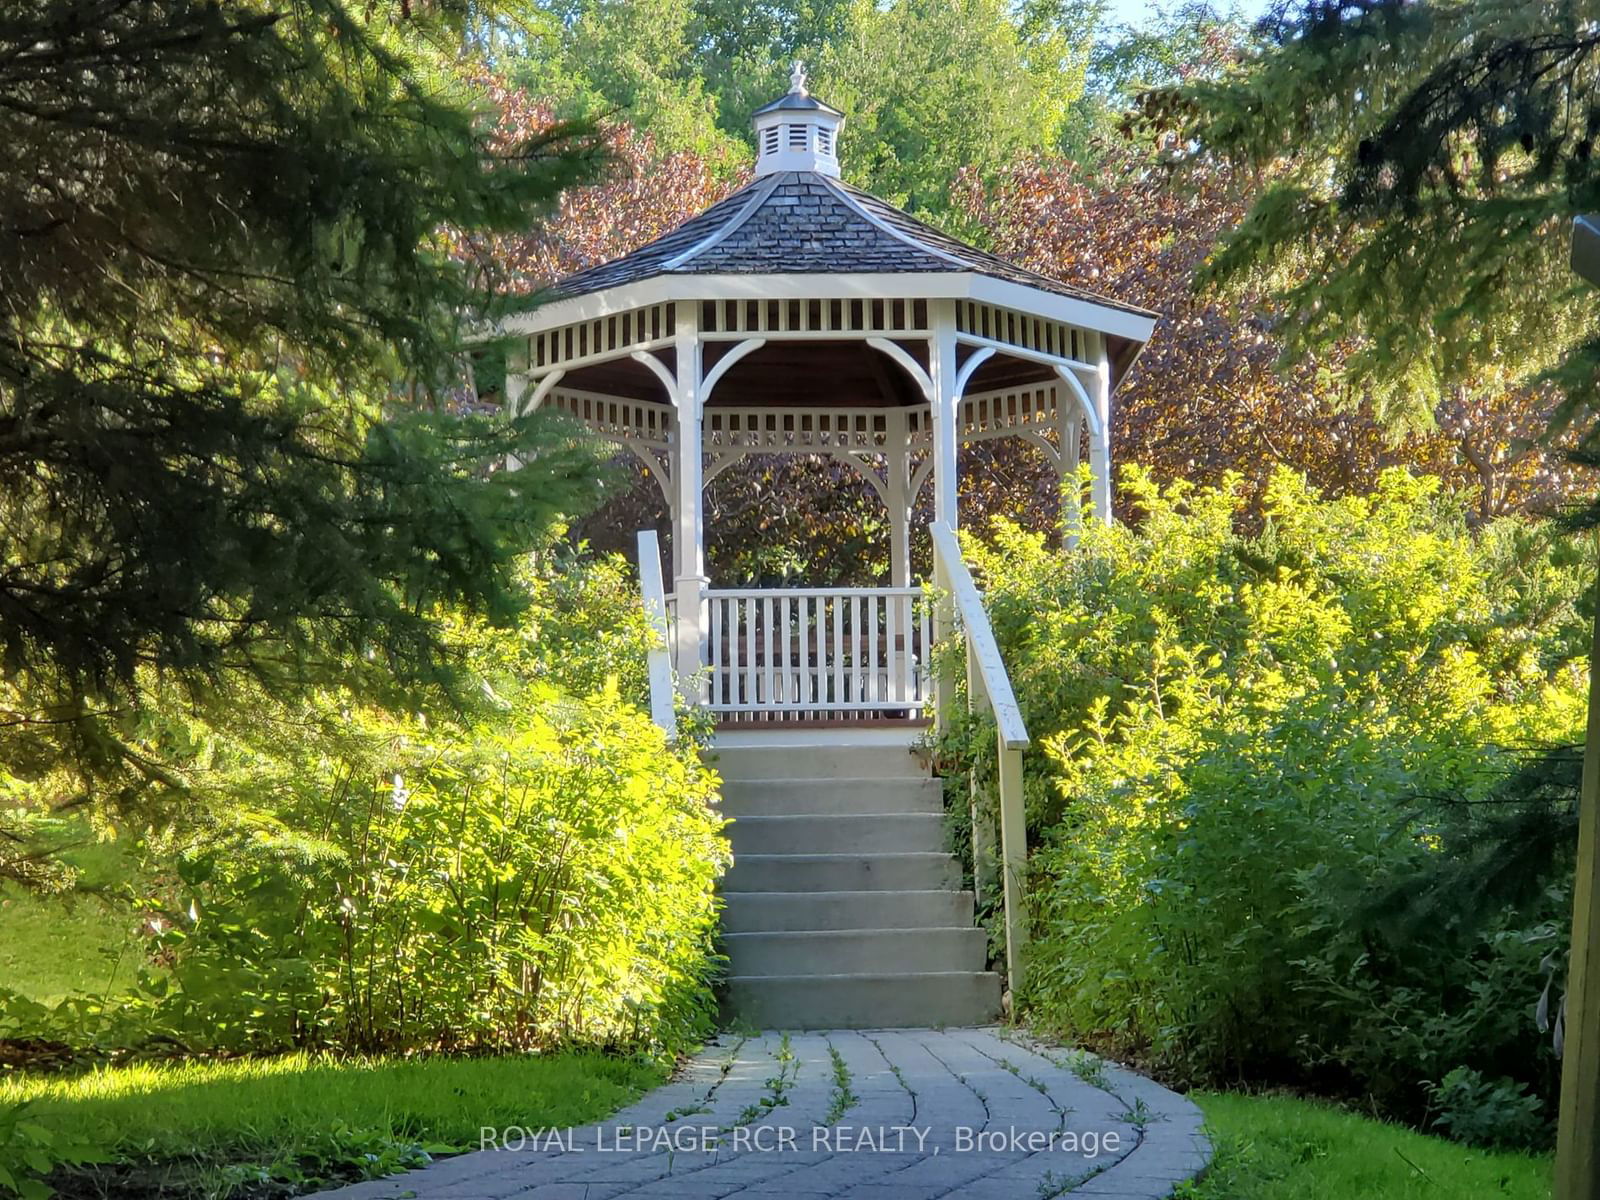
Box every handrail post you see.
[635,530,677,741]
[968,637,997,906]
[998,738,1028,994]
[932,542,956,732]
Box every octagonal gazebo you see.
[501,68,1155,729]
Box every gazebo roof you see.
[548,170,1155,324]
[751,91,842,117]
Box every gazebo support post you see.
[930,302,960,730]
[671,302,707,696]
[1089,334,1113,523]
[503,346,530,471]
[1557,214,1600,1200]
[886,410,911,590]
[1058,385,1083,546]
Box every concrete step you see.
[722,852,961,893]
[724,927,988,976]
[721,889,975,933]
[713,743,928,782]
[727,813,946,856]
[718,777,944,818]
[723,971,1002,1030]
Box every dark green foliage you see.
[3,374,599,699]
[1155,0,1600,453]
[2,1,597,373]
[1360,747,1581,952]
[1,0,611,821]
[1429,1065,1550,1151]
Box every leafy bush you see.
[0,1101,107,1200]
[142,681,726,1055]
[1,551,727,1058]
[1427,1066,1548,1151]
[943,467,1589,1136]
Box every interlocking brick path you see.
[315,1029,1209,1200]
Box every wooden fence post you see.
[1556,568,1600,1199]
[1556,219,1600,1199]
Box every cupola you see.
[752,62,843,178]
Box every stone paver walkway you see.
[317,1029,1209,1200]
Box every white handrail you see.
[929,520,1030,996]
[635,530,677,741]
[705,585,919,599]
[928,525,1029,751]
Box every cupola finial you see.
[790,60,808,96]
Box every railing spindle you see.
[867,593,879,705]
[886,587,900,704]
[920,594,933,706]
[803,594,816,710]
[781,594,794,706]
[765,595,777,710]
[709,593,722,707]
[814,593,828,710]
[743,596,756,708]
[838,598,851,710]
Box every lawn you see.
[2,1051,667,1198]
[0,837,672,1199]
[1186,1091,1552,1199]
[0,836,149,1005]
[0,887,144,1005]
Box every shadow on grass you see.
[6,1051,666,1200]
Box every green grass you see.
[0,833,150,1004]
[0,888,145,1004]
[3,1051,667,1198]
[1183,1091,1552,1199]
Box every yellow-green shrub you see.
[3,552,728,1057]
[944,467,1590,1135]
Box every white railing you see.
[930,521,1030,993]
[704,587,930,721]
[635,530,677,740]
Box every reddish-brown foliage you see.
[463,75,741,295]
[953,153,1584,522]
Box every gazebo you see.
[501,67,1155,728]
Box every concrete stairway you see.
[715,736,1001,1029]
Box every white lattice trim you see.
[696,295,930,338]
[956,299,1087,363]
[545,381,1067,461]
[960,385,1059,442]
[544,388,674,451]
[705,406,931,452]
[528,303,676,373]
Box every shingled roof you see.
[547,171,1157,321]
